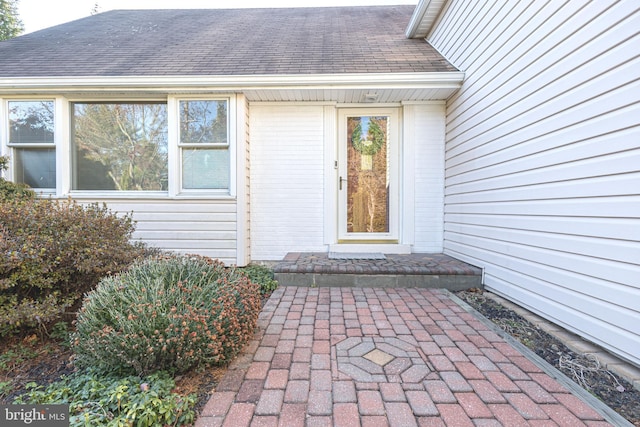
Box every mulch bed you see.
[456,289,640,426]
[0,337,75,404]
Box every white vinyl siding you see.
[406,103,445,252]
[77,199,238,265]
[430,1,640,366]
[249,104,325,260]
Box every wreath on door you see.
[351,119,385,155]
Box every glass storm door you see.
[338,109,399,242]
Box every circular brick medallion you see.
[334,336,432,383]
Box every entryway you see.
[336,108,400,244]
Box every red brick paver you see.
[195,287,614,427]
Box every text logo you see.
[1,405,69,426]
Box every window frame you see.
[1,94,237,199]
[3,98,58,194]
[168,96,236,197]
[69,99,170,196]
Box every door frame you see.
[336,107,400,243]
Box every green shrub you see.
[72,255,261,375]
[15,369,196,427]
[239,264,278,297]
[0,198,145,336]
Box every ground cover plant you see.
[239,263,278,297]
[16,369,196,426]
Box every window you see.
[7,100,56,189]
[72,102,168,191]
[2,96,235,197]
[179,100,229,190]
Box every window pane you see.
[347,116,389,233]
[14,148,56,188]
[8,101,54,144]
[180,100,227,144]
[72,103,168,191]
[182,148,229,190]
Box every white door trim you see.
[337,107,400,243]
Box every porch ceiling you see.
[242,87,459,103]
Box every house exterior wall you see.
[77,199,238,265]
[0,94,244,266]
[2,95,450,265]
[249,104,326,260]
[405,103,446,252]
[428,1,640,366]
[249,102,449,260]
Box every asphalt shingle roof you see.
[0,6,457,77]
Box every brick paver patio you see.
[196,287,615,426]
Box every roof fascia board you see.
[406,0,431,38]
[405,0,446,39]
[0,72,465,93]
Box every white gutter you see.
[0,72,465,94]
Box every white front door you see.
[337,108,399,242]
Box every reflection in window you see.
[9,101,54,144]
[72,103,168,191]
[180,100,227,145]
[182,148,230,189]
[13,148,56,188]
[347,116,389,233]
[179,100,229,190]
[8,101,56,189]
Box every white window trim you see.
[2,97,59,195]
[168,95,237,198]
[66,96,169,197]
[2,94,238,200]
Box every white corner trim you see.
[235,93,249,267]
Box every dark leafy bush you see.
[15,369,196,426]
[239,264,278,297]
[0,198,145,336]
[72,255,261,375]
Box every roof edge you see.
[0,72,465,93]
[405,0,445,39]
